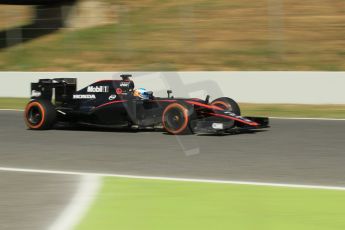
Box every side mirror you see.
[205,95,210,104]
[167,90,173,98]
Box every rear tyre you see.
[162,102,195,135]
[24,99,56,130]
[211,97,241,115]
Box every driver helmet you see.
[133,88,150,100]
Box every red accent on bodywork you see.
[152,99,177,103]
[116,88,123,94]
[95,100,127,109]
[186,100,223,111]
[207,112,259,126]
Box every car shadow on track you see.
[51,123,268,136]
[52,123,159,134]
[196,130,268,137]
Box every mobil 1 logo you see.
[87,86,109,93]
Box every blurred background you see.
[0,0,344,71]
[0,3,345,230]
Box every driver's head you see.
[133,88,150,100]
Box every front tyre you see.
[211,97,241,115]
[162,102,195,135]
[24,99,56,130]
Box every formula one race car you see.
[24,74,269,135]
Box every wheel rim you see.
[165,108,186,131]
[162,104,189,134]
[25,102,45,129]
[27,105,42,126]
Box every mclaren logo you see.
[108,95,117,101]
[87,86,109,93]
[73,94,96,99]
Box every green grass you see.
[240,103,345,119]
[0,0,344,71]
[2,97,345,118]
[76,177,345,230]
[0,98,29,110]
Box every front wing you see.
[192,113,269,134]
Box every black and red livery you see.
[24,74,269,135]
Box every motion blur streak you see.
[0,0,343,71]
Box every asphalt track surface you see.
[0,172,79,230]
[1,110,345,229]
[1,110,345,185]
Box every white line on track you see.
[48,175,101,230]
[1,108,344,229]
[0,109,24,112]
[270,117,345,121]
[0,166,344,191]
[1,109,345,121]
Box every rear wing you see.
[31,78,77,103]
